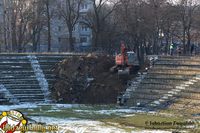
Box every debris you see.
[51,55,131,104]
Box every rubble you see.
[51,54,132,104]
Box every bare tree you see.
[8,0,36,52]
[2,0,13,52]
[2,0,47,53]
[30,0,46,52]
[58,0,82,52]
[44,0,52,52]
[178,0,199,54]
[116,0,146,65]
[82,0,120,49]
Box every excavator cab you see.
[127,51,136,65]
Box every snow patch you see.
[131,131,170,133]
[4,76,14,78]
[27,55,50,102]
[0,84,19,103]
[0,103,38,111]
[53,104,79,109]
[29,116,170,133]
[11,66,22,68]
[75,109,151,115]
[30,116,126,133]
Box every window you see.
[58,15,62,20]
[80,15,87,20]
[85,4,88,9]
[81,4,84,9]
[80,37,87,43]
[73,37,76,43]
[57,2,62,9]
[58,37,61,43]
[81,4,88,10]
[73,27,76,31]
[58,26,61,31]
[81,25,88,31]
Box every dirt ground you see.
[51,54,137,104]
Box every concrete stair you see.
[125,56,200,109]
[0,53,83,104]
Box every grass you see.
[14,104,196,132]
[17,104,118,119]
[100,114,188,130]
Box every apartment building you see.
[40,0,93,52]
[0,1,4,50]
[0,0,93,52]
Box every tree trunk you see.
[153,37,157,54]
[183,28,186,55]
[46,0,51,52]
[93,31,99,49]
[135,37,143,67]
[33,30,37,52]
[37,31,41,52]
[69,30,74,52]
[18,44,22,53]
[3,8,7,52]
[11,23,17,52]
[186,30,191,54]
[165,36,169,55]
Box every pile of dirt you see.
[51,54,132,104]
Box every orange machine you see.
[111,42,137,75]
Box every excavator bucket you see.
[118,67,130,75]
[110,65,118,73]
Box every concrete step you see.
[0,78,54,83]
[134,89,168,94]
[0,71,54,75]
[130,93,161,100]
[155,61,200,66]
[0,99,9,102]
[143,78,187,82]
[0,62,30,65]
[4,84,40,88]
[127,98,152,106]
[150,68,200,73]
[147,72,196,77]
[19,99,44,103]
[0,64,54,68]
[154,65,200,69]
[0,54,84,104]
[7,87,43,91]
[10,90,43,94]
[14,93,44,97]
[138,83,175,88]
[158,56,200,61]
[15,95,45,101]
[0,74,55,79]
[125,56,200,107]
[180,92,200,100]
[145,76,189,81]
[0,57,28,60]
[0,67,32,71]
[141,80,182,85]
[0,79,54,83]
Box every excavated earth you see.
[51,54,137,104]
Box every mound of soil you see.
[51,54,132,104]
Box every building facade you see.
[0,0,93,52]
[0,1,4,51]
[39,0,93,52]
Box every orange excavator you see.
[110,42,138,75]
